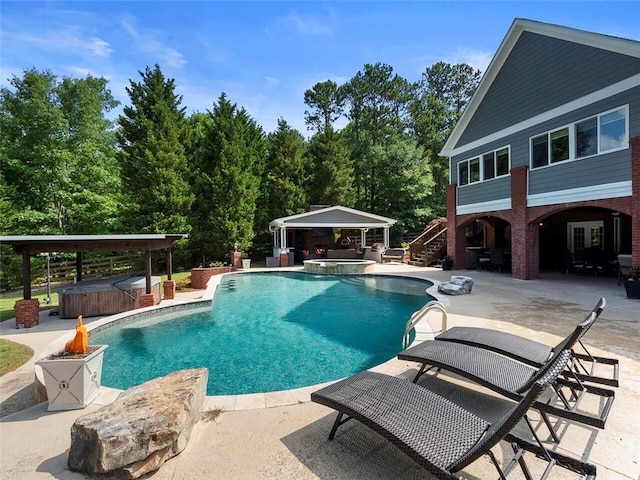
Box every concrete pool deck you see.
[1,264,639,479]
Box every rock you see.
[438,283,466,295]
[68,368,208,479]
[450,275,474,293]
[438,276,474,296]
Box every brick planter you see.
[14,298,40,329]
[163,280,176,300]
[190,267,234,290]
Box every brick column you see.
[510,165,538,279]
[230,251,242,269]
[138,293,157,308]
[280,253,288,267]
[163,280,176,300]
[14,299,40,329]
[631,136,640,266]
[446,184,462,268]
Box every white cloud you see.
[119,15,186,69]
[12,30,113,59]
[446,48,493,74]
[280,10,334,36]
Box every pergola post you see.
[21,253,31,300]
[76,252,83,282]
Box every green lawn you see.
[0,338,34,375]
[0,291,59,323]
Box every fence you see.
[43,255,141,284]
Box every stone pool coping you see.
[34,267,445,411]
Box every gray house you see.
[441,18,639,279]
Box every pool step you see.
[222,278,238,290]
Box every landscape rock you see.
[450,275,474,293]
[438,276,474,296]
[68,368,208,479]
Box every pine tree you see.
[190,94,267,261]
[116,64,193,235]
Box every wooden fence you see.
[44,255,141,284]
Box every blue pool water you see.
[92,272,433,395]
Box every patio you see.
[1,264,638,479]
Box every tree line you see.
[0,62,480,289]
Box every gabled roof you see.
[440,18,640,157]
[269,205,396,230]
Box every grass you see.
[0,291,59,323]
[0,338,34,376]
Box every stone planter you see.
[623,279,640,299]
[242,258,251,270]
[36,345,108,411]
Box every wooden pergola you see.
[0,234,187,300]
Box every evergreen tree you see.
[116,64,193,235]
[307,131,354,207]
[190,94,267,262]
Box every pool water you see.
[92,272,433,395]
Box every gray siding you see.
[457,32,640,147]
[453,86,637,204]
[457,177,511,206]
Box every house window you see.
[469,157,480,183]
[550,128,569,163]
[458,146,510,186]
[600,108,626,151]
[483,153,495,180]
[459,162,469,185]
[532,105,628,167]
[496,148,509,176]
[576,117,597,157]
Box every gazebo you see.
[0,234,187,328]
[268,205,397,266]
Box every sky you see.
[1,1,639,135]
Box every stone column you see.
[14,299,40,329]
[163,280,176,300]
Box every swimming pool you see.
[91,272,433,395]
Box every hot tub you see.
[58,276,161,318]
[303,259,376,275]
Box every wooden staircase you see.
[408,218,447,267]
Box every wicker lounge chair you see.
[398,309,615,433]
[312,350,596,479]
[435,298,618,387]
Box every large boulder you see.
[68,368,208,479]
[450,275,474,294]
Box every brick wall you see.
[190,267,234,290]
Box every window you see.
[458,146,510,186]
[459,162,469,185]
[483,153,495,180]
[532,105,628,168]
[576,117,597,157]
[496,148,509,176]
[600,108,626,151]
[532,135,548,168]
[469,157,480,183]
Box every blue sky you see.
[1,1,639,134]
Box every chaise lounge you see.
[398,308,615,433]
[434,298,618,387]
[312,350,596,479]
